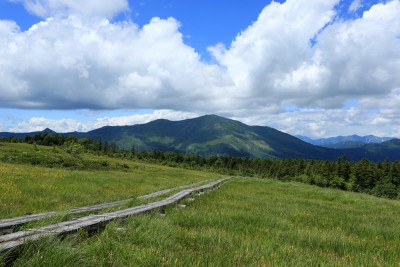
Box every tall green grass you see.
[7,178,400,266]
[0,142,132,170]
[0,143,221,219]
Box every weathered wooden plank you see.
[0,178,228,255]
[0,180,209,232]
[0,231,32,243]
[138,180,208,199]
[0,212,57,232]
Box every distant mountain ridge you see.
[1,115,400,161]
[0,128,55,138]
[297,134,397,149]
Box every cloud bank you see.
[11,0,129,18]
[7,110,199,133]
[0,15,227,111]
[1,0,400,137]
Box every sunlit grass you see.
[1,142,399,266]
[7,178,400,266]
[0,143,221,219]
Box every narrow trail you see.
[0,178,229,257]
[0,179,210,233]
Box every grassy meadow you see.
[0,142,221,219]
[4,178,399,266]
[1,142,400,266]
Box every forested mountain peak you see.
[1,115,400,161]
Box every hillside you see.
[344,139,400,161]
[1,142,399,266]
[7,178,400,266]
[0,142,219,219]
[297,134,396,148]
[78,115,400,161]
[322,141,367,149]
[2,115,400,161]
[76,115,339,159]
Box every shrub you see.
[329,176,346,190]
[313,175,329,187]
[296,174,312,184]
[372,182,398,199]
[63,142,84,157]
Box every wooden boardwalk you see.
[0,179,209,233]
[0,178,228,255]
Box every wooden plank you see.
[138,180,208,199]
[0,178,228,255]
[0,180,210,232]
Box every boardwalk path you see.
[0,178,228,255]
[0,179,210,233]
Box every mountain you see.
[68,116,400,161]
[2,115,400,161]
[78,115,338,159]
[344,139,400,161]
[296,134,396,149]
[0,128,55,138]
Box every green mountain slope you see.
[80,115,339,159]
[322,141,366,149]
[344,139,400,161]
[3,115,400,160]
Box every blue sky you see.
[0,0,399,138]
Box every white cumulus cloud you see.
[0,16,229,111]
[210,0,400,109]
[1,0,400,137]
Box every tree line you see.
[134,151,400,199]
[1,133,399,199]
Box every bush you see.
[101,161,109,167]
[313,175,329,187]
[296,174,312,184]
[372,182,398,199]
[329,176,346,190]
[63,142,84,157]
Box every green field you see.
[0,142,220,219]
[4,180,400,266]
[1,143,400,266]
